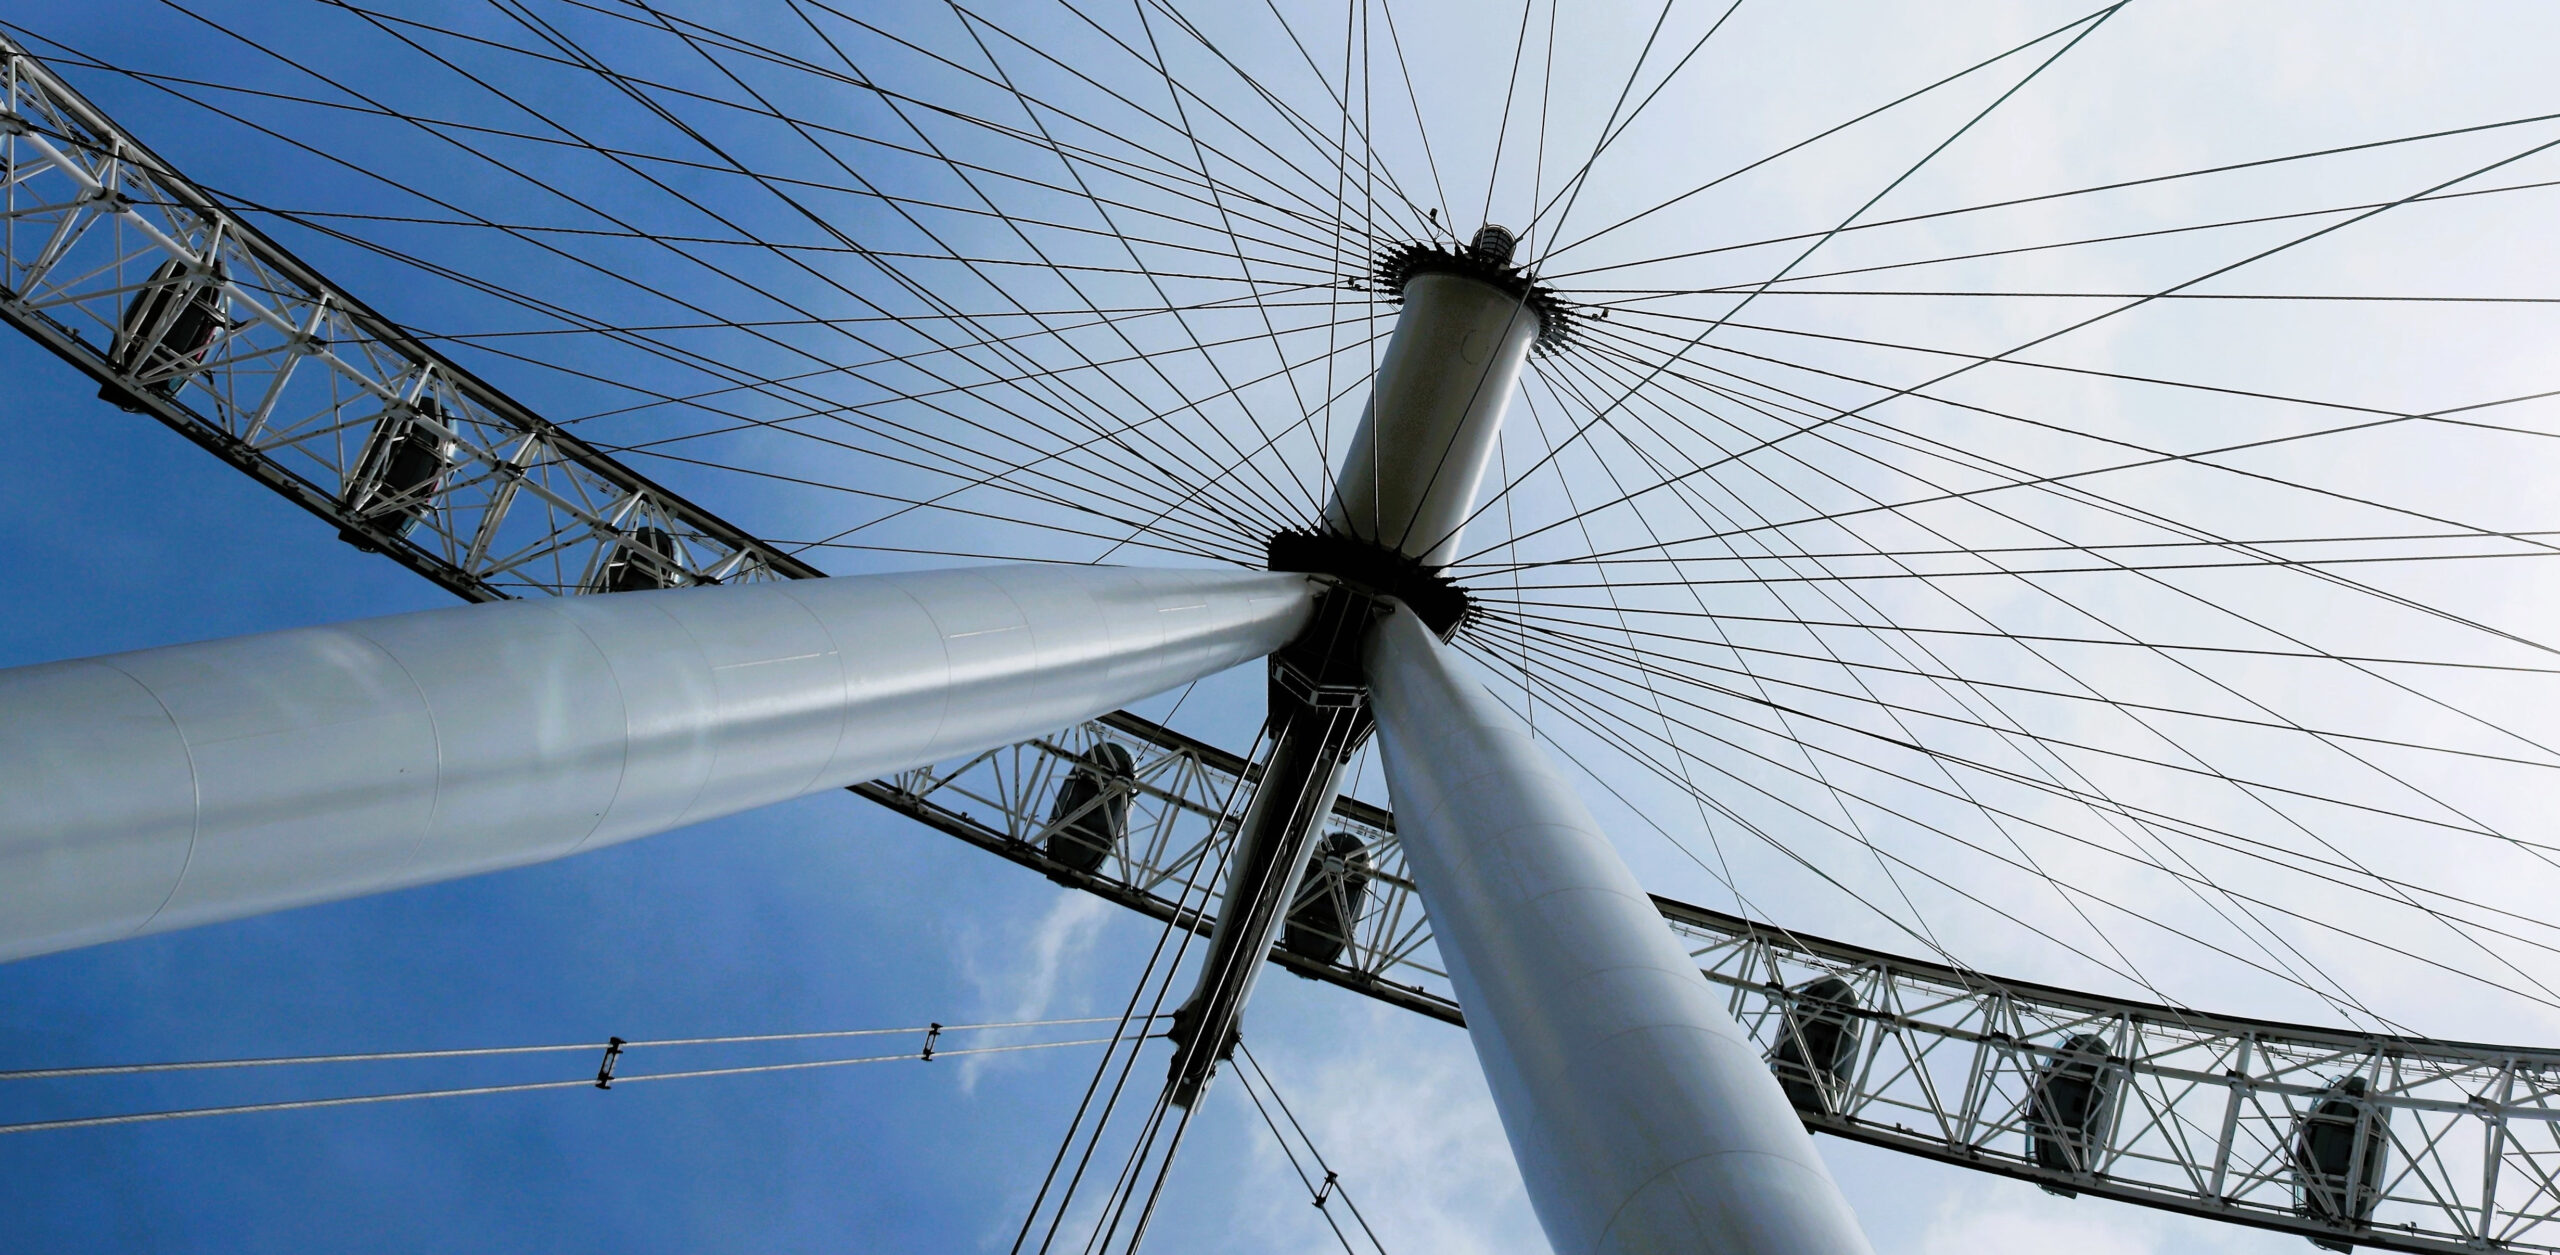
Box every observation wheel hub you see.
[1372,225,1574,356]
[1265,529,1471,644]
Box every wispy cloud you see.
[1903,1173,2292,1255]
[1221,998,1546,1255]
[956,889,1112,1093]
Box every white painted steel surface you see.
[1366,607,1872,1255]
[1323,271,1540,566]
[0,565,1314,961]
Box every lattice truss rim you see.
[867,707,2560,1255]
[1,42,811,604]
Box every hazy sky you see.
[8,2,2559,1251]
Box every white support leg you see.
[0,565,1315,961]
[1365,606,1873,1255]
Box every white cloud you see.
[1905,1175,2306,1255]
[1918,1189,2167,1255]
[1210,993,1545,1255]
[955,888,1111,1092]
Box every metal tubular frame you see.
[860,710,2560,1254]
[852,710,1457,1024]
[11,33,2560,1254]
[0,39,811,601]
[1680,906,2560,1254]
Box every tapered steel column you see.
[1324,256,1542,565]
[0,565,1315,961]
[1366,607,1872,1255]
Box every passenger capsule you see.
[1280,831,1372,967]
[2026,1032,2119,1191]
[339,398,455,552]
[589,526,685,593]
[1768,974,1862,1118]
[101,258,225,411]
[2293,1074,2389,1247]
[1043,742,1136,875]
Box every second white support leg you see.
[1365,606,1872,1255]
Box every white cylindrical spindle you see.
[1324,268,1541,566]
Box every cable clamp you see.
[921,1023,942,1062]
[1312,1170,1338,1208]
[594,1036,625,1089]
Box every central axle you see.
[1163,225,1555,1106]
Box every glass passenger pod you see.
[1280,830,1373,968]
[2292,1074,2390,1251]
[587,526,688,594]
[1043,741,1137,877]
[100,257,227,411]
[2025,1032,2121,1195]
[1767,974,1863,1119]
[339,397,457,553]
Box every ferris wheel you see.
[4,3,2560,1251]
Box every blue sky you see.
[0,321,2300,1251]
[10,1,2560,1251]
